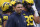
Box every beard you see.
[15,10,22,14]
[26,7,32,12]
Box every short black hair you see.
[14,2,22,7]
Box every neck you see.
[15,10,21,14]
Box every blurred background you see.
[0,0,40,27]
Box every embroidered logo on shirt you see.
[18,20,19,23]
[24,20,26,23]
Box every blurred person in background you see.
[0,7,2,27]
[32,3,39,27]
[0,14,2,27]
[34,0,40,27]
[0,0,11,7]
[10,1,16,13]
[1,2,13,27]
[22,0,39,27]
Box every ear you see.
[22,7,24,10]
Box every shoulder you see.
[21,14,26,20]
[2,14,9,19]
[8,14,16,20]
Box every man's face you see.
[27,5,31,8]
[15,4,23,13]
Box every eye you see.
[17,7,21,8]
[17,7,23,8]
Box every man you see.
[34,0,40,27]
[6,2,26,27]
[1,2,13,27]
[22,0,39,27]
[32,3,39,27]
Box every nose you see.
[20,8,22,10]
